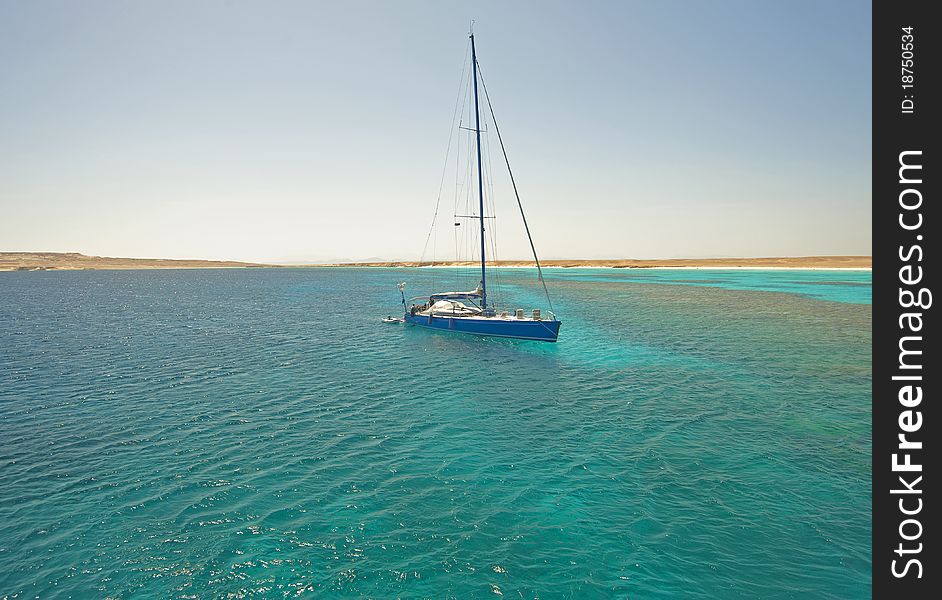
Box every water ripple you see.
[0,268,870,598]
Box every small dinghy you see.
[382,316,404,324]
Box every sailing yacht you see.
[398,32,562,342]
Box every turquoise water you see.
[0,268,871,598]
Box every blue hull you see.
[404,314,561,342]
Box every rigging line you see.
[454,71,470,210]
[454,61,474,289]
[461,111,475,287]
[477,62,555,314]
[462,157,469,287]
[482,108,502,307]
[488,118,502,302]
[420,38,471,266]
[466,96,476,284]
[456,115,471,288]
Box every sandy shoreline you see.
[318,256,872,270]
[414,264,872,271]
[0,252,269,271]
[1,253,871,272]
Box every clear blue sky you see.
[0,0,871,262]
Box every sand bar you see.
[320,256,872,270]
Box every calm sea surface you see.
[0,268,871,598]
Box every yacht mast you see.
[470,32,487,310]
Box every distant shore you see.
[1,252,871,271]
[322,256,872,270]
[0,252,269,271]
